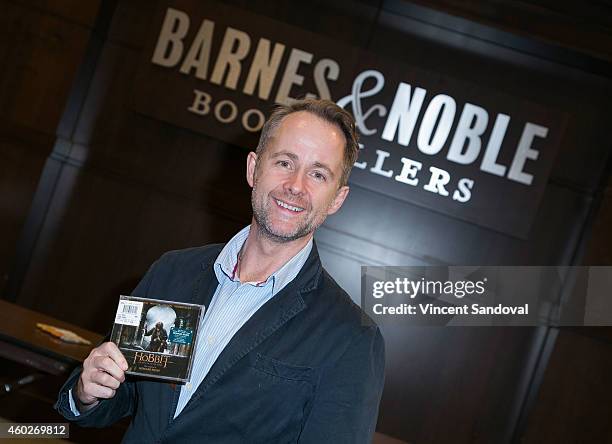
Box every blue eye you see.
[312,171,327,182]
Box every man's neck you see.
[237,221,312,283]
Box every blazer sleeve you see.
[54,256,162,427]
[298,325,386,444]
[54,365,137,428]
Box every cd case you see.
[110,295,204,383]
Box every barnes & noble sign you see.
[131,0,567,238]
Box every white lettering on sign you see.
[152,8,190,67]
[508,123,549,185]
[361,73,549,188]
[188,89,266,133]
[447,103,489,164]
[381,82,426,145]
[337,70,387,136]
[210,27,251,90]
[243,39,286,100]
[417,94,456,156]
[481,114,510,177]
[148,6,555,212]
[275,49,313,105]
[395,158,422,186]
[179,19,215,79]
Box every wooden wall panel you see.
[407,0,612,63]
[11,0,101,27]
[223,0,379,47]
[0,0,99,294]
[522,329,612,443]
[18,160,248,332]
[377,327,537,443]
[0,131,51,287]
[0,1,95,133]
[583,174,612,265]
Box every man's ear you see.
[246,151,258,188]
[327,185,350,216]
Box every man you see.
[55,99,386,443]
[145,321,168,352]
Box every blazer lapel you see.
[191,255,219,309]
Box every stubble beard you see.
[251,183,322,243]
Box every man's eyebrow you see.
[270,151,298,161]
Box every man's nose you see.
[284,171,305,195]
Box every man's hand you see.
[74,342,128,411]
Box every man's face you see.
[247,111,350,243]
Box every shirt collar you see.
[214,225,313,296]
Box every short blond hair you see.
[256,99,359,187]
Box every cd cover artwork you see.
[110,295,204,383]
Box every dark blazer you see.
[55,242,386,443]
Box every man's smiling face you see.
[247,111,350,243]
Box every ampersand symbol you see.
[337,70,387,135]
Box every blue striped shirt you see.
[173,225,313,417]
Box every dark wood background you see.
[2,0,612,443]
